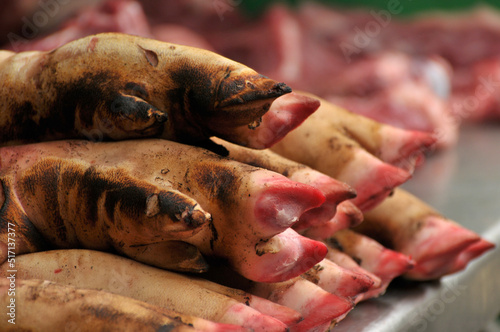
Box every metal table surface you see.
[335,123,500,332]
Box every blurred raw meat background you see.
[3,0,500,153]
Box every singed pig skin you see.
[0,33,291,148]
[0,139,326,282]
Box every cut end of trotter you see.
[242,229,328,283]
[248,295,303,326]
[448,238,495,274]
[288,288,354,331]
[254,176,325,233]
[303,201,364,240]
[349,161,411,212]
[215,92,320,149]
[370,247,416,281]
[380,127,438,173]
[303,259,379,299]
[221,302,289,332]
[403,216,486,280]
[291,171,357,231]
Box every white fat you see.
[275,207,300,227]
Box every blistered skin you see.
[0,33,291,148]
[0,139,326,282]
[357,188,495,280]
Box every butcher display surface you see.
[0,0,498,331]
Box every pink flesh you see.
[248,295,303,326]
[289,171,356,231]
[221,92,320,149]
[252,278,353,331]
[448,239,495,274]
[193,321,248,332]
[360,246,416,300]
[285,280,354,331]
[326,230,414,300]
[237,228,327,283]
[336,150,411,212]
[303,201,364,239]
[220,302,288,332]
[378,127,437,173]
[254,176,325,233]
[325,80,458,150]
[361,244,416,281]
[402,216,482,280]
[342,230,415,279]
[306,322,333,332]
[405,237,494,280]
[311,258,377,299]
[325,248,383,300]
[326,249,382,283]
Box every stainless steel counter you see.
[335,124,500,332]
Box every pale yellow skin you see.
[0,250,258,327]
[0,279,202,332]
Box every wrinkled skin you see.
[0,32,291,148]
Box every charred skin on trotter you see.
[0,33,291,147]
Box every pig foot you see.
[217,92,320,149]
